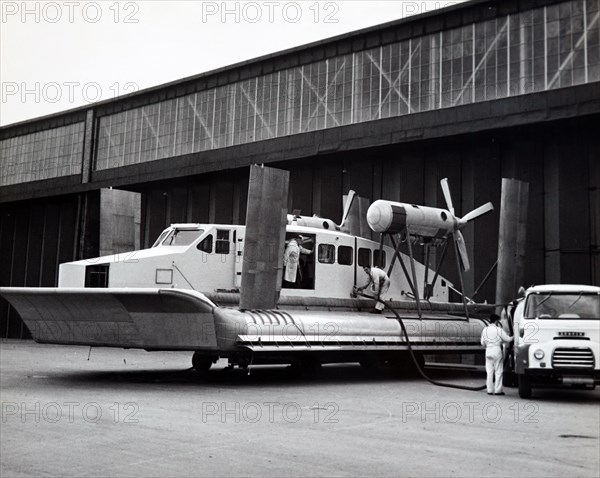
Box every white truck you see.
[507,284,600,398]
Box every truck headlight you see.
[533,349,545,360]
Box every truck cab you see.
[511,284,600,398]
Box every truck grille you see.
[552,348,595,369]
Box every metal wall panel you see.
[88,0,600,173]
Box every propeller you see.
[440,178,494,272]
[460,202,494,224]
[454,230,469,272]
[440,178,455,216]
[338,190,356,229]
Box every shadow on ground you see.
[50,363,486,388]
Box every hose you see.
[383,300,488,391]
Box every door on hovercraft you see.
[282,232,316,290]
[193,227,238,291]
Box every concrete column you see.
[495,178,529,306]
[590,151,600,285]
[209,179,234,224]
[99,189,141,256]
[461,156,476,297]
[544,143,561,283]
[81,109,95,183]
[314,161,343,222]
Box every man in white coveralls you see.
[355,266,391,314]
[481,313,513,395]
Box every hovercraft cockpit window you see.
[152,229,171,248]
[160,229,204,246]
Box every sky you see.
[0,1,466,126]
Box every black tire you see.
[192,352,214,372]
[518,373,532,399]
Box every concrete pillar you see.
[99,189,141,256]
[314,161,343,222]
[81,109,95,183]
[495,178,529,306]
[544,141,561,283]
[461,155,476,297]
[590,149,600,285]
[209,179,234,224]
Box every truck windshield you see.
[159,229,204,246]
[524,293,600,319]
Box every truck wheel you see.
[518,373,532,399]
[192,352,214,372]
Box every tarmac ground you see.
[1,340,599,477]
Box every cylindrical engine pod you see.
[367,200,455,237]
[367,200,407,233]
[289,215,337,230]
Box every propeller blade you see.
[454,231,470,272]
[440,178,455,216]
[460,202,494,224]
[339,190,356,228]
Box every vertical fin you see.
[240,165,290,310]
[343,194,373,240]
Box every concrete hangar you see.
[1,0,599,339]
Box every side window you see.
[373,250,386,269]
[85,264,109,288]
[358,248,371,267]
[215,230,230,254]
[338,246,353,266]
[318,244,335,264]
[197,235,213,253]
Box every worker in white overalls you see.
[480,313,513,395]
[355,266,391,314]
[283,235,312,288]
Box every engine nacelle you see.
[366,200,456,238]
[287,215,337,230]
